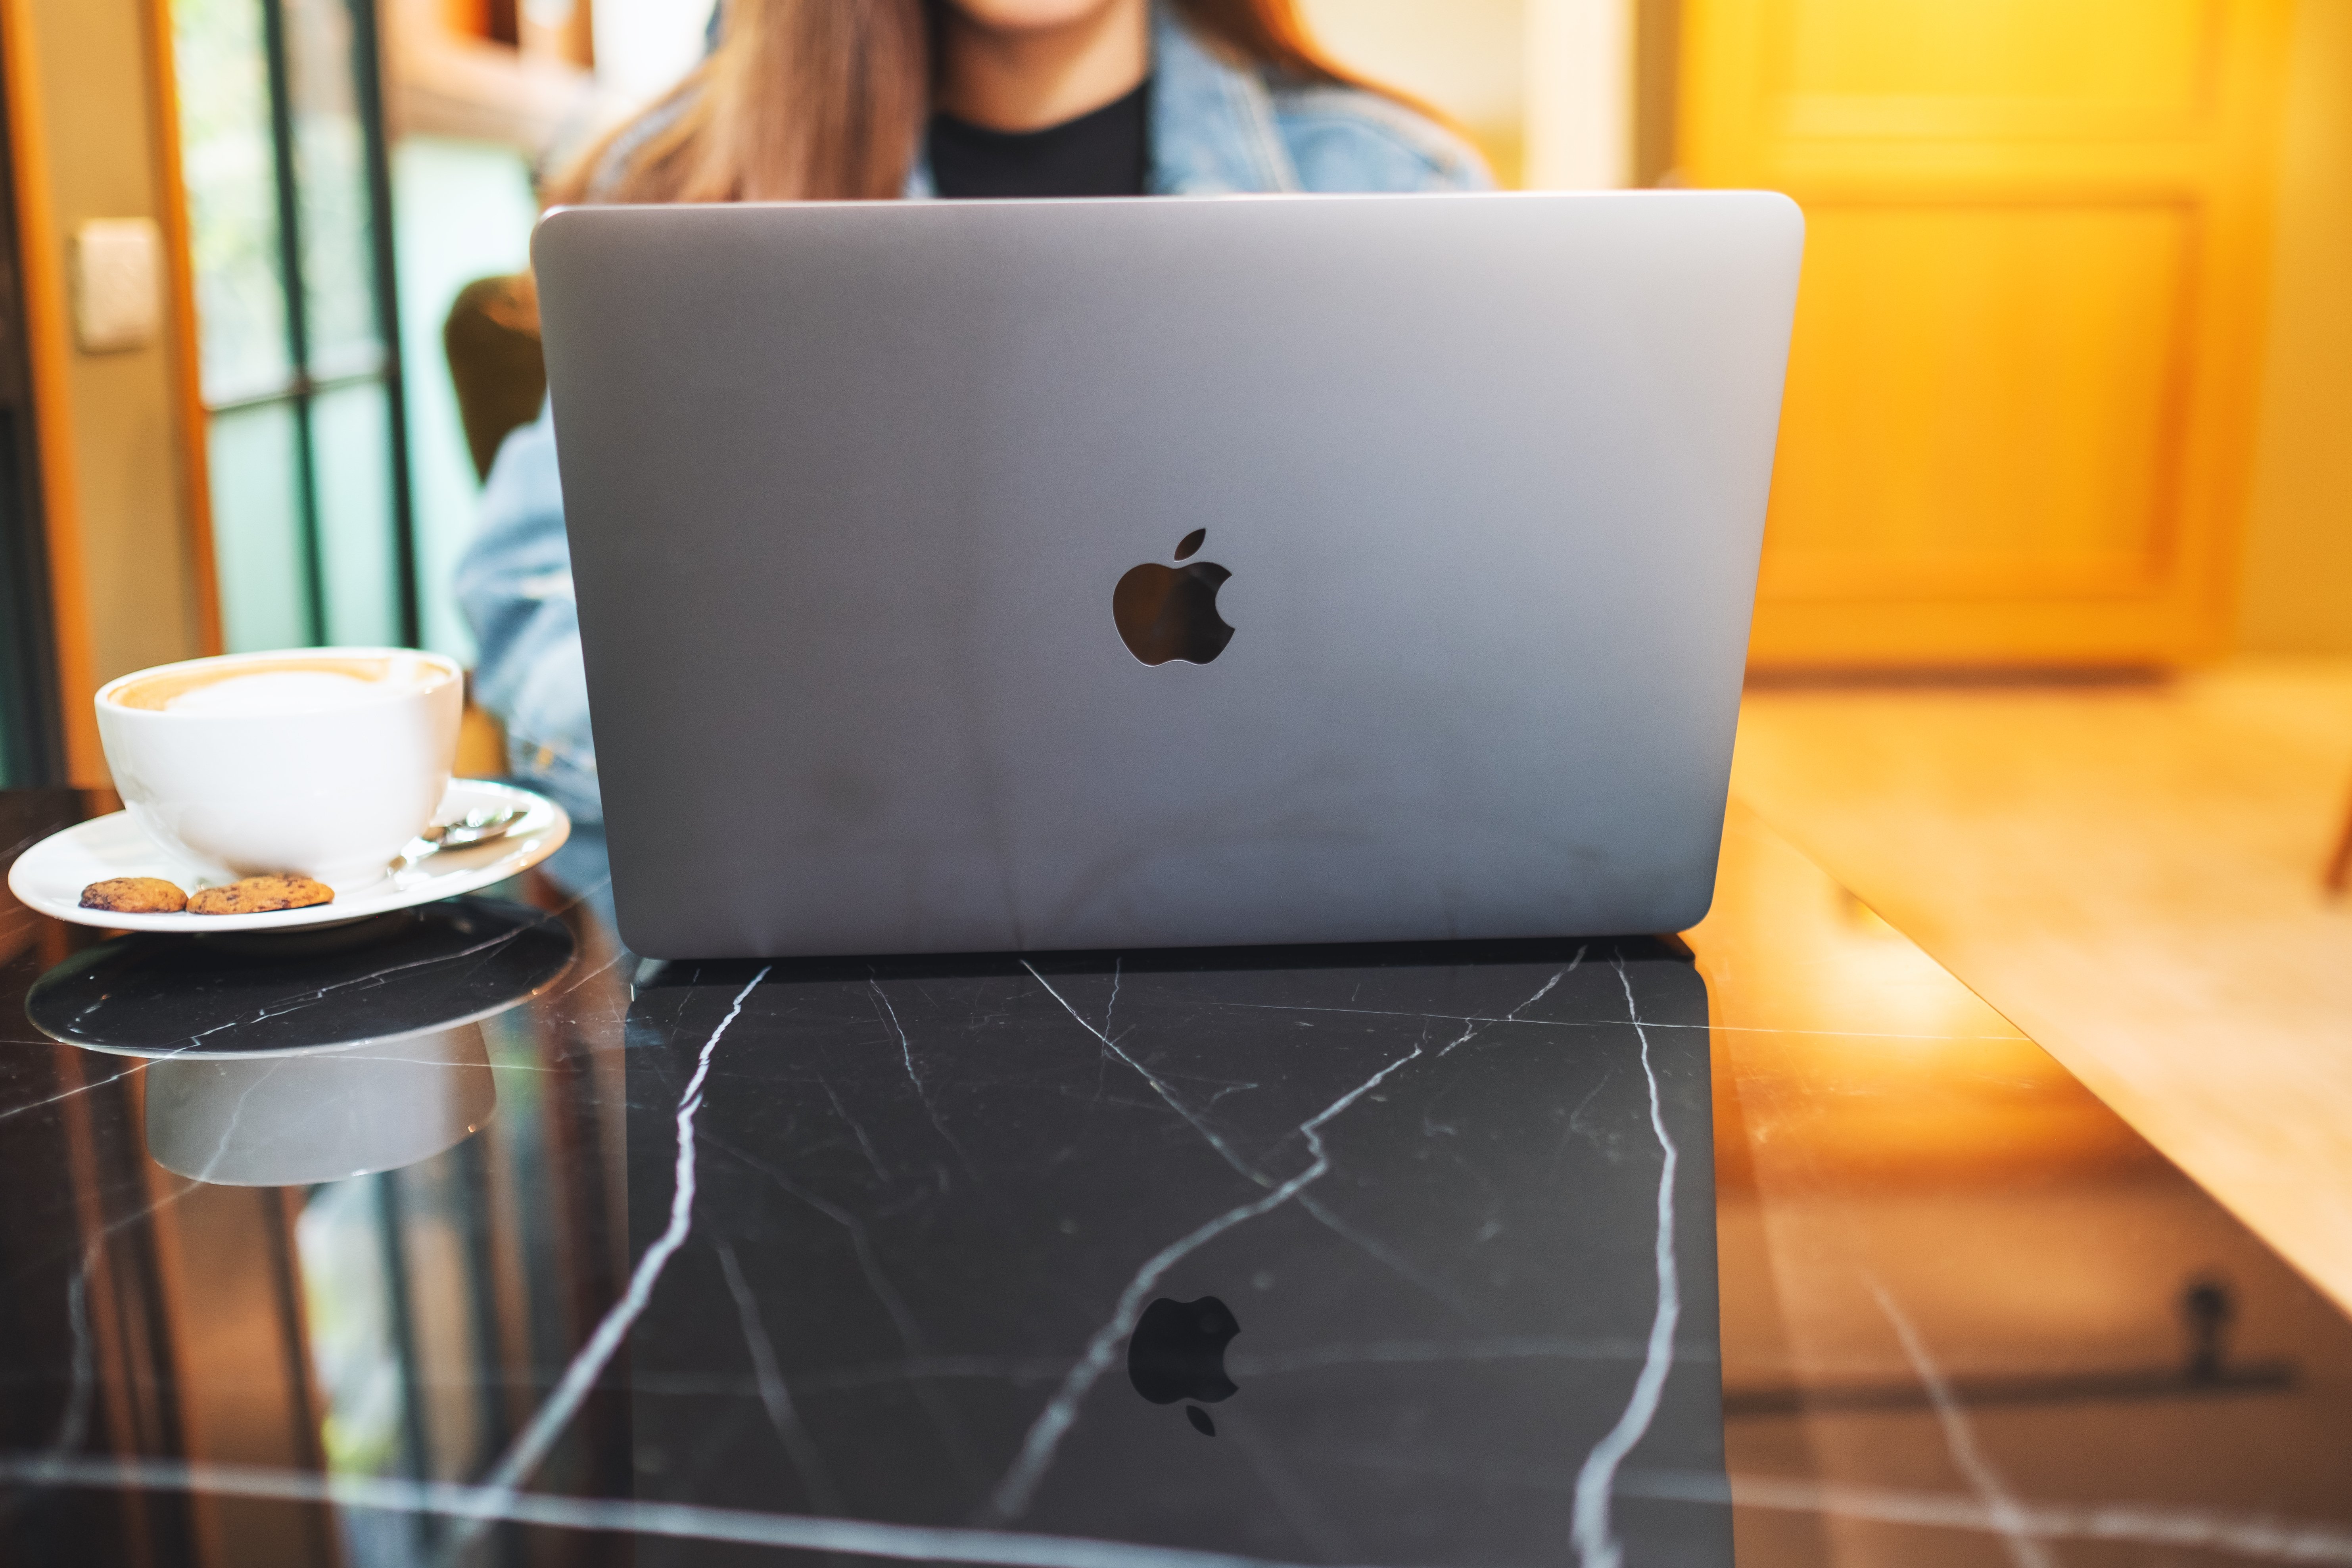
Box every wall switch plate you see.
[70,218,162,354]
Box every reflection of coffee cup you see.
[143,1025,496,1186]
[95,648,463,891]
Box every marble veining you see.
[619,1332,1715,1405]
[10,781,2352,1566]
[701,1127,990,1485]
[1030,958,1584,1335]
[10,1453,2352,1566]
[1567,962,1682,1568]
[985,962,1445,1521]
[44,1171,207,1478]
[0,1051,168,1125]
[1874,1283,2055,1568]
[1222,1000,2031,1044]
[464,962,771,1537]
[872,974,980,1180]
[610,942,1729,1565]
[25,899,576,1056]
[715,1237,844,1513]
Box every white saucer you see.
[6,780,571,934]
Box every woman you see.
[458,0,1490,829]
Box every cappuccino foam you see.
[164,670,390,716]
[107,653,452,714]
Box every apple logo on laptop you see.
[1128,1294,1240,1436]
[1113,528,1234,666]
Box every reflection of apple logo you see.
[1113,528,1235,666]
[1128,1295,1240,1436]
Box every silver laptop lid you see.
[533,192,1801,959]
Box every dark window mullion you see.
[348,0,419,648]
[259,0,326,647]
[0,58,63,784]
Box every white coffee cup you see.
[95,647,464,891]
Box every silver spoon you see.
[389,804,528,873]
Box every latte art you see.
[165,670,387,716]
[106,653,452,714]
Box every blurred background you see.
[0,0,2344,764]
[0,2,2346,1127]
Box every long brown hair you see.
[548,0,1372,206]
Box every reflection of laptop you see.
[627,940,1728,1563]
[535,192,1801,960]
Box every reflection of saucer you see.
[144,1027,498,1186]
[24,897,575,1057]
[5,779,568,934]
[27,897,574,1185]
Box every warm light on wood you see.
[144,0,223,659]
[1731,657,2352,1312]
[0,0,105,785]
[1682,0,2296,667]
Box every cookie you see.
[79,876,188,914]
[186,874,335,915]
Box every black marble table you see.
[2,786,2348,1568]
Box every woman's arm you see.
[454,407,604,826]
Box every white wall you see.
[1295,0,1526,127]
[589,0,714,112]
[1522,0,1632,188]
[1292,0,1632,189]
[1295,0,1523,180]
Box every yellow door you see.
[1681,0,2293,667]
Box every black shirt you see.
[928,81,1150,199]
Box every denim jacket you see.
[457,4,1491,827]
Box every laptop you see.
[533,192,1801,960]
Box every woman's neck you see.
[935,0,1151,132]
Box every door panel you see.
[1777,0,2217,132]
[1684,0,2291,666]
[1761,203,2193,600]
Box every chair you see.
[444,273,547,772]
[443,272,547,482]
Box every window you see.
[175,0,416,653]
